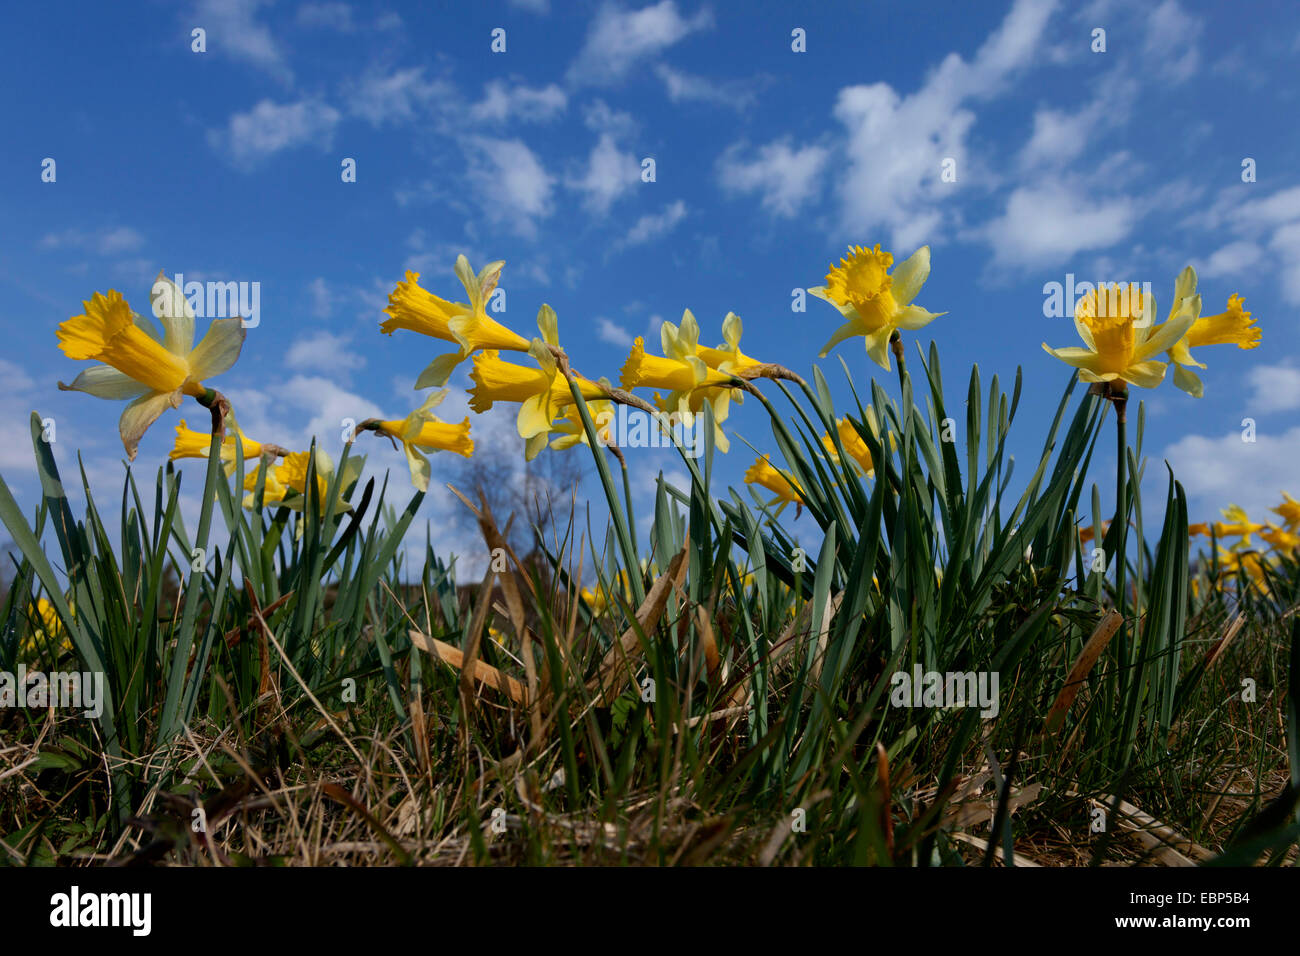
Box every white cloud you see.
[38,226,144,256]
[655,64,754,109]
[1162,424,1300,522]
[463,137,555,238]
[584,100,637,139]
[571,133,641,216]
[1245,364,1300,414]
[717,140,829,217]
[1143,0,1202,84]
[191,0,290,82]
[619,200,687,248]
[595,317,634,347]
[212,99,341,166]
[297,2,355,31]
[981,181,1136,268]
[345,67,448,126]
[568,1,714,86]
[832,0,1055,249]
[285,331,362,375]
[470,81,567,123]
[1197,185,1300,304]
[308,277,332,318]
[1198,240,1263,279]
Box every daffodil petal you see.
[517,393,552,439]
[1134,310,1195,362]
[865,327,893,370]
[150,272,195,356]
[817,320,860,358]
[524,431,549,461]
[415,352,468,389]
[58,365,150,401]
[1122,360,1168,389]
[1042,343,1107,374]
[187,316,246,382]
[1172,363,1204,397]
[537,303,559,346]
[403,442,431,492]
[119,390,181,461]
[890,246,931,307]
[894,305,945,331]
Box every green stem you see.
[1113,390,1129,670]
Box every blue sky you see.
[3,0,1300,571]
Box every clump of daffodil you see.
[812,244,944,369]
[170,417,288,475]
[468,306,610,460]
[1042,283,1192,392]
[620,311,740,451]
[57,274,245,459]
[381,255,555,388]
[355,389,473,492]
[1156,266,1261,397]
[744,456,804,514]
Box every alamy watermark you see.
[152,272,260,328]
[1042,274,1153,322]
[595,405,705,459]
[889,666,1000,718]
[0,665,103,718]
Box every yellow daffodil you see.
[1042,283,1191,390]
[468,308,609,460]
[1260,524,1300,553]
[812,244,944,369]
[550,398,616,452]
[1079,520,1111,545]
[170,418,271,475]
[821,411,891,478]
[57,275,246,459]
[381,256,548,388]
[1155,266,1261,397]
[620,312,738,451]
[744,456,804,509]
[21,597,73,660]
[1192,504,1265,547]
[1271,491,1300,531]
[366,390,474,492]
[243,460,290,509]
[1218,548,1270,592]
[694,310,765,377]
[243,448,363,514]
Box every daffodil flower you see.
[1191,504,1265,547]
[620,312,738,451]
[1042,283,1191,390]
[744,456,804,512]
[362,390,474,492]
[170,418,278,475]
[1271,491,1300,532]
[1153,266,1261,398]
[381,255,543,388]
[57,275,245,459]
[22,597,73,660]
[812,244,944,369]
[820,411,890,478]
[695,310,765,377]
[550,397,616,452]
[242,448,363,514]
[468,308,608,460]
[1259,524,1300,553]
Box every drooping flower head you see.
[812,244,944,369]
[366,390,473,492]
[744,456,804,512]
[57,274,246,459]
[381,256,549,388]
[170,418,269,475]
